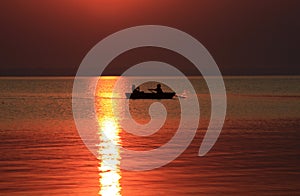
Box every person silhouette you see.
[132,85,141,94]
[149,84,163,94]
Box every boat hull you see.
[126,92,175,99]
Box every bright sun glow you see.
[98,117,121,196]
[96,78,122,196]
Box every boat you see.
[125,92,176,99]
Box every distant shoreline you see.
[0,75,300,79]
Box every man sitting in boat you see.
[127,83,174,99]
[132,85,143,94]
[149,84,163,94]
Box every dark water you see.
[0,76,299,195]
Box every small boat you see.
[125,92,176,99]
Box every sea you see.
[0,76,299,195]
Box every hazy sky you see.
[0,0,299,76]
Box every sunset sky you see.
[0,0,299,76]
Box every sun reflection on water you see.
[96,77,122,196]
[98,117,121,196]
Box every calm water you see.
[0,76,299,195]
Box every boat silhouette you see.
[125,92,176,99]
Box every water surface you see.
[0,76,299,195]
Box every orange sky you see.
[0,0,299,75]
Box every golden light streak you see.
[96,77,122,196]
